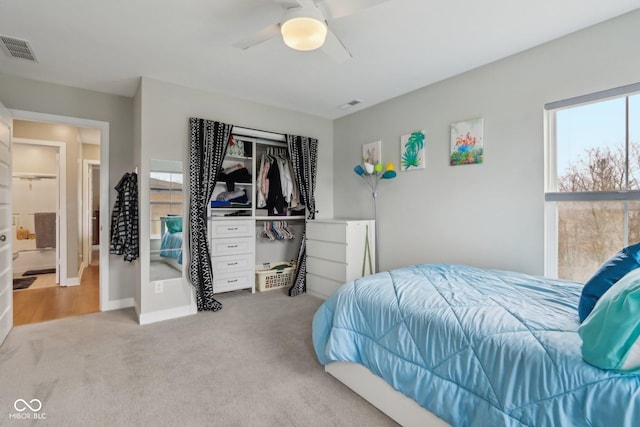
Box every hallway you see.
[13,265,99,326]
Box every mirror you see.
[149,159,183,282]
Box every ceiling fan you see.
[233,0,390,63]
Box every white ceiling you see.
[0,0,638,119]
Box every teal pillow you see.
[165,216,182,233]
[578,242,640,322]
[579,267,640,372]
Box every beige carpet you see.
[0,289,397,427]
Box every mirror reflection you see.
[149,160,183,281]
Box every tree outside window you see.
[547,91,640,282]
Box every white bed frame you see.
[326,362,451,427]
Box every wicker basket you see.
[255,261,295,292]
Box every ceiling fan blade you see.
[322,28,351,63]
[233,24,281,50]
[273,0,303,9]
[317,0,390,20]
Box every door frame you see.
[13,138,67,285]
[10,109,110,311]
[0,102,12,347]
[82,159,100,269]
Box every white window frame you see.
[544,82,640,278]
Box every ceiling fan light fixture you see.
[281,8,327,51]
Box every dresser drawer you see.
[307,256,347,283]
[209,219,254,238]
[210,237,253,256]
[306,221,347,243]
[307,239,346,263]
[307,272,345,299]
[211,253,254,273]
[213,270,254,294]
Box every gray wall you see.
[0,74,135,303]
[136,77,334,317]
[333,10,640,275]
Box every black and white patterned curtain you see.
[286,135,319,296]
[188,118,232,311]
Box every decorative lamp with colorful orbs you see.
[353,160,396,273]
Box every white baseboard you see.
[77,262,86,282]
[63,276,80,286]
[138,304,197,325]
[103,297,134,311]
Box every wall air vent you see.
[0,35,37,62]
[339,99,363,110]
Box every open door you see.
[0,101,12,346]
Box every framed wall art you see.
[450,118,484,166]
[362,140,382,166]
[400,130,425,171]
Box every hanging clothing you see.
[266,154,285,215]
[110,172,139,262]
[277,155,293,204]
[256,148,300,213]
[258,154,270,208]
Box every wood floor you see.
[13,265,100,326]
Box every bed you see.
[312,263,640,427]
[160,229,183,268]
[150,216,183,281]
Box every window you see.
[545,83,640,282]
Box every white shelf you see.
[210,215,304,221]
[255,216,305,221]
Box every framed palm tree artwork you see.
[400,131,425,171]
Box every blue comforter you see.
[160,231,182,264]
[312,264,640,427]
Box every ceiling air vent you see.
[0,35,37,62]
[339,99,362,110]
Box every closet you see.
[208,129,305,294]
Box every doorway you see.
[83,160,100,270]
[9,115,107,325]
[11,139,65,290]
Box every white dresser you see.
[306,219,376,299]
[209,218,256,294]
